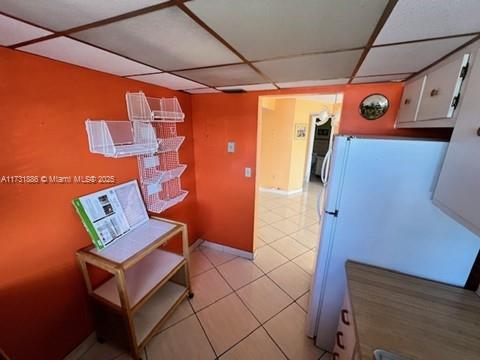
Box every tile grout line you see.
[213,272,291,360]
[192,310,219,358]
[181,189,321,357]
[200,264,263,358]
[196,256,303,359]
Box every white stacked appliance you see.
[307,135,480,351]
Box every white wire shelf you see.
[157,136,185,153]
[126,91,185,122]
[142,165,187,185]
[146,190,189,213]
[85,120,158,158]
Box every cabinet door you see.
[396,76,426,124]
[332,291,356,360]
[417,53,469,121]
[433,49,480,236]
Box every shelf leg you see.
[116,269,141,360]
[181,225,192,295]
[77,255,93,295]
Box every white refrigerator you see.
[307,135,480,351]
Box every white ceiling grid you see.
[1,0,479,92]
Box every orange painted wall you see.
[191,83,452,253]
[191,94,258,252]
[0,47,199,360]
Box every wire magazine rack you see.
[84,92,188,213]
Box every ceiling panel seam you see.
[348,0,399,83]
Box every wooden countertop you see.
[346,261,480,360]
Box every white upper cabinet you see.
[396,76,426,124]
[433,48,480,237]
[396,53,471,128]
[417,54,470,121]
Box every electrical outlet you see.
[227,141,235,153]
[245,167,252,177]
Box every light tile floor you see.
[74,181,328,360]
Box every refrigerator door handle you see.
[325,209,339,217]
[321,148,332,184]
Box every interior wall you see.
[192,82,452,254]
[259,98,337,192]
[191,94,257,252]
[259,98,296,191]
[0,47,199,360]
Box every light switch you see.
[245,167,252,177]
[227,141,235,153]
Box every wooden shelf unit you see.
[76,217,192,360]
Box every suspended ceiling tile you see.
[73,7,241,71]
[18,37,160,76]
[186,0,388,61]
[276,78,349,89]
[127,73,206,90]
[0,14,52,46]
[351,74,411,84]
[184,88,220,94]
[217,83,276,91]
[375,0,480,45]
[358,36,475,76]
[255,50,362,83]
[174,64,265,87]
[0,0,168,30]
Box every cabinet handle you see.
[430,89,440,97]
[336,331,345,349]
[404,98,411,105]
[341,309,350,325]
[333,352,340,360]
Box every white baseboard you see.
[189,238,204,253]
[200,239,256,260]
[63,332,96,360]
[259,187,303,195]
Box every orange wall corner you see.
[0,47,198,360]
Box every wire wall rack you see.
[84,92,188,212]
[126,91,185,122]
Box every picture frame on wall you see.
[295,124,307,139]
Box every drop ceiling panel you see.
[127,73,206,90]
[0,0,168,30]
[375,0,480,45]
[358,36,475,76]
[73,7,241,71]
[255,50,362,83]
[186,0,388,61]
[217,83,276,91]
[18,37,160,76]
[351,74,411,84]
[0,14,52,46]
[174,64,265,87]
[277,78,349,89]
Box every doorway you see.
[253,92,343,304]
